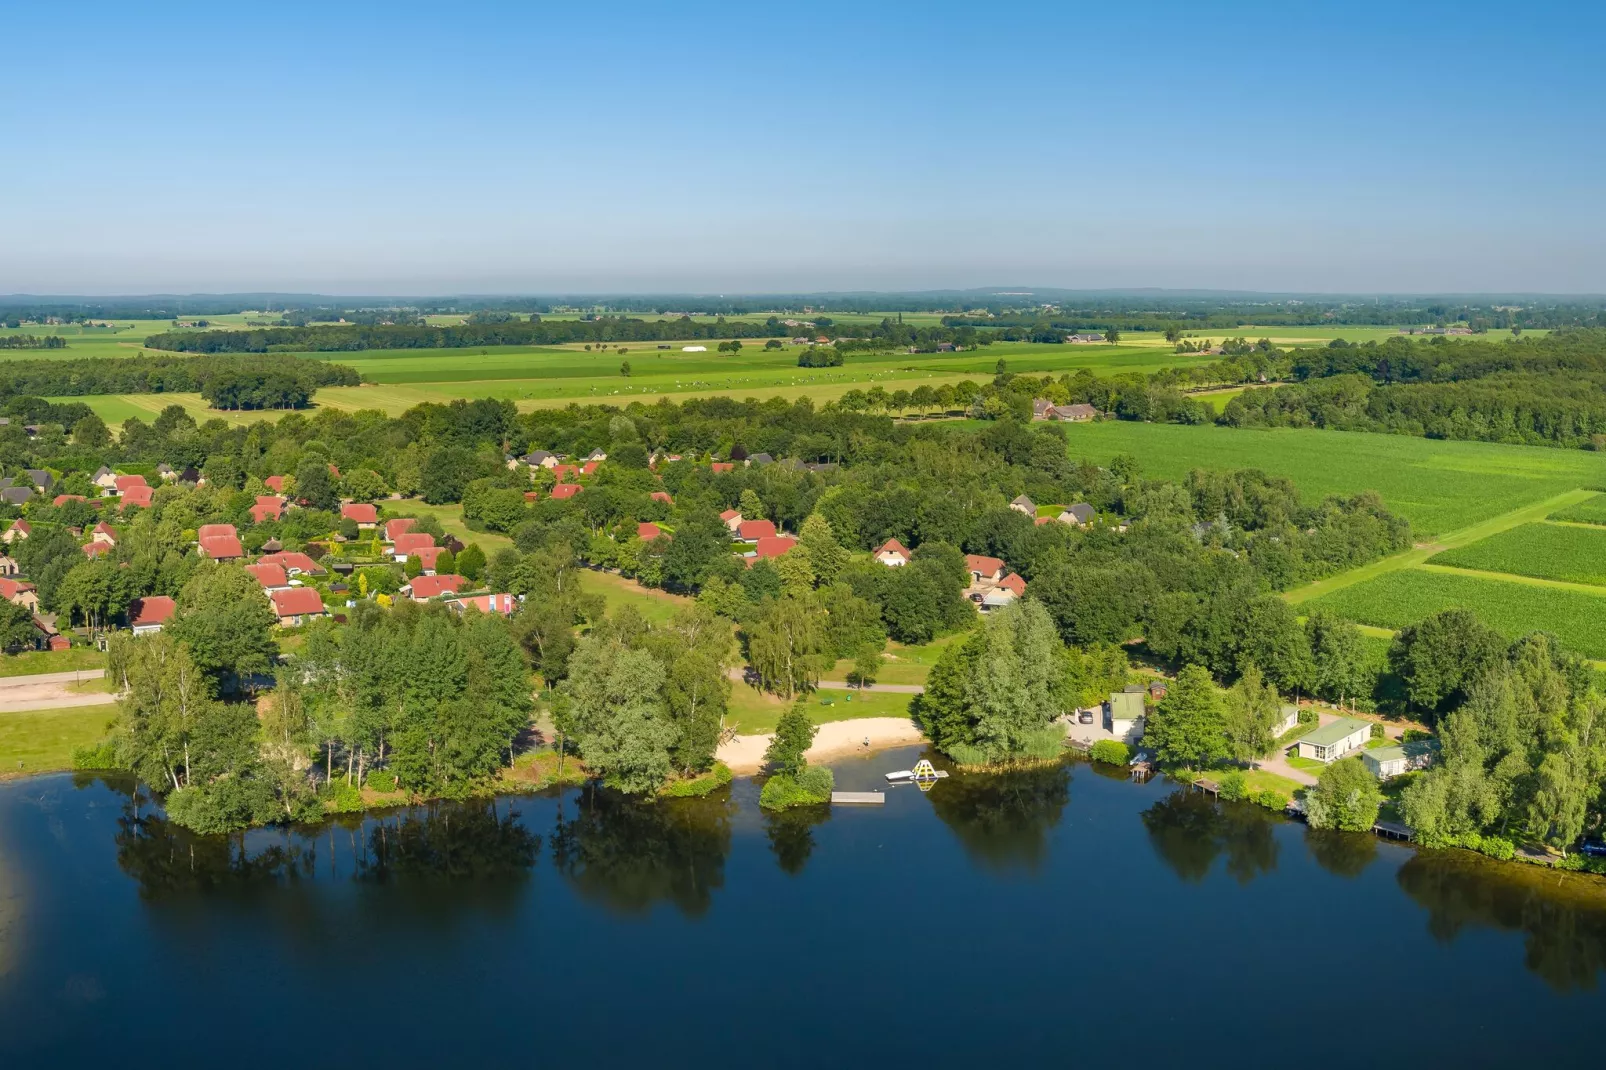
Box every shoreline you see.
[717,717,926,775]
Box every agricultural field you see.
[1428,522,1606,587]
[1304,567,1606,659]
[1176,325,1548,347]
[1547,493,1606,526]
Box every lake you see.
[2,746,1605,1067]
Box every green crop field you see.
[1176,325,1549,347]
[1428,522,1606,587]
[1044,422,1606,536]
[1305,567,1606,659]
[1547,493,1606,526]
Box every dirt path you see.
[0,672,116,713]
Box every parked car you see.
[1579,839,1606,858]
[1077,709,1094,724]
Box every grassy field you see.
[1429,522,1606,587]
[576,569,691,626]
[725,682,912,735]
[1304,568,1606,658]
[1547,493,1606,526]
[0,703,116,776]
[1049,422,1606,537]
[398,501,514,555]
[0,648,106,678]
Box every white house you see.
[1105,688,1147,744]
[874,538,910,567]
[1361,739,1434,780]
[1295,717,1372,763]
[682,345,707,352]
[1274,704,1300,736]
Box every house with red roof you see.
[90,522,118,547]
[0,577,39,611]
[119,485,153,509]
[258,551,325,576]
[447,592,517,616]
[53,494,87,507]
[637,521,663,542]
[719,509,742,532]
[129,595,176,636]
[711,462,735,474]
[413,546,447,574]
[341,502,378,527]
[736,519,776,543]
[650,491,673,505]
[401,574,467,601]
[550,483,581,500]
[383,517,416,543]
[328,463,341,480]
[270,587,327,626]
[198,523,238,542]
[113,474,147,495]
[749,535,797,561]
[874,538,910,567]
[263,475,287,493]
[550,464,580,482]
[81,540,113,559]
[251,496,285,523]
[964,554,1006,585]
[392,532,436,561]
[198,534,245,561]
[2,520,31,544]
[245,563,292,593]
[580,460,600,476]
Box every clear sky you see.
[4,0,1603,295]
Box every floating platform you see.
[831,791,885,805]
[885,759,949,783]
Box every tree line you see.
[0,354,360,403]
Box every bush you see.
[759,766,834,810]
[1016,724,1067,761]
[1297,708,1318,725]
[1253,789,1288,811]
[1369,721,1385,739]
[1306,757,1382,831]
[365,768,398,793]
[944,742,990,767]
[321,778,364,814]
[1089,739,1130,766]
[1217,770,1248,801]
[166,776,281,834]
[71,738,124,770]
[660,762,734,798]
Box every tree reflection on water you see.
[1141,788,1279,885]
[763,803,832,876]
[549,786,733,917]
[924,754,1071,873]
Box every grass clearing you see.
[576,569,692,625]
[1305,567,1606,659]
[0,648,106,678]
[725,681,913,736]
[1429,522,1606,587]
[0,703,118,776]
[395,501,514,555]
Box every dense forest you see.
[0,354,360,405]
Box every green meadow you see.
[1428,522,1606,587]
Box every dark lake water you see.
[3,746,1606,1067]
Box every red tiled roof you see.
[580,461,599,476]
[92,522,118,541]
[251,496,284,523]
[737,519,776,541]
[550,483,581,500]
[53,494,86,506]
[328,463,341,479]
[637,522,663,541]
[198,523,238,541]
[719,509,741,521]
[393,532,435,555]
[550,464,580,481]
[449,592,516,616]
[414,546,446,570]
[711,462,734,473]
[82,541,112,558]
[341,502,377,524]
[246,563,289,589]
[7,520,30,535]
[875,538,909,558]
[258,551,325,575]
[405,574,467,600]
[383,517,415,542]
[752,535,797,559]
[965,553,1006,578]
[120,486,153,508]
[129,596,176,627]
[114,475,147,492]
[0,577,37,600]
[199,535,244,560]
[650,491,673,504]
[270,587,326,618]
[1034,516,1052,526]
[263,475,287,493]
[999,573,1027,595]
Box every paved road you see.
[0,670,115,713]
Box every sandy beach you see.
[717,717,926,775]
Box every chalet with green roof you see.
[1295,717,1371,763]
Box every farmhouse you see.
[128,596,176,636]
[0,577,40,612]
[874,538,910,567]
[1068,333,1104,343]
[1049,403,1097,422]
[1105,687,1147,744]
[1059,503,1096,526]
[1295,717,1372,763]
[270,587,327,627]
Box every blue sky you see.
[4,0,1603,295]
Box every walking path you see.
[0,671,116,713]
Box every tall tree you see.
[1222,665,1281,768]
[1146,664,1228,770]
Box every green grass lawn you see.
[1222,766,1305,796]
[395,500,514,554]
[725,681,913,736]
[1428,521,1606,587]
[576,569,692,625]
[0,648,106,678]
[1045,422,1606,538]
[824,631,965,686]
[1306,566,1606,659]
[1547,492,1606,526]
[1286,751,1327,774]
[0,703,117,775]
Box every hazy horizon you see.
[6,0,1603,295]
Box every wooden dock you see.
[830,791,885,805]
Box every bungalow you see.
[751,535,797,560]
[245,563,292,593]
[650,491,674,505]
[198,523,238,542]
[1105,687,1147,744]
[341,502,378,528]
[1009,494,1036,516]
[92,466,119,490]
[1059,503,1096,527]
[550,483,582,500]
[270,587,327,627]
[90,522,118,547]
[113,474,147,496]
[413,546,448,574]
[128,595,176,636]
[0,577,40,612]
[258,551,325,577]
[964,554,1006,585]
[198,534,245,561]
[392,532,436,561]
[3,520,31,544]
[401,574,467,601]
[264,475,287,493]
[383,517,416,543]
[1068,333,1105,343]
[637,521,663,542]
[1361,739,1435,780]
[736,519,777,543]
[1049,403,1097,422]
[448,592,518,616]
[1274,704,1300,736]
[251,495,286,523]
[719,509,743,532]
[580,460,600,477]
[1295,717,1372,764]
[53,494,87,507]
[874,538,911,567]
[120,485,154,509]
